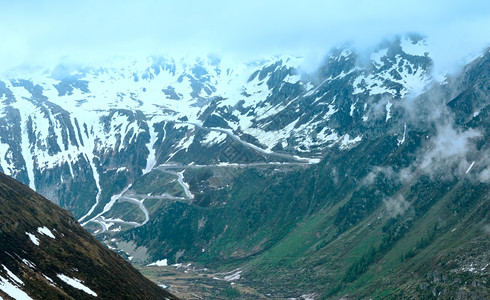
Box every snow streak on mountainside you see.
[0,35,433,226]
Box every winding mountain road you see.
[87,119,319,234]
[154,167,194,199]
[187,122,316,163]
[156,119,319,164]
[120,196,150,226]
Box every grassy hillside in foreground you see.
[0,172,178,299]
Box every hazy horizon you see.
[1,0,489,75]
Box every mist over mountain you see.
[2,0,490,76]
[0,29,488,298]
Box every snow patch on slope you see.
[26,233,39,246]
[352,53,430,98]
[339,134,362,149]
[201,131,227,146]
[57,274,97,297]
[147,259,168,267]
[9,85,36,190]
[37,226,55,239]
[371,48,388,67]
[400,37,429,56]
[143,121,158,175]
[0,265,33,300]
[385,101,393,122]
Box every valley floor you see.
[137,264,271,299]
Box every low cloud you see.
[364,96,394,123]
[362,166,400,186]
[479,167,490,183]
[384,195,410,217]
[372,125,483,183]
[483,224,490,236]
[420,124,481,176]
[0,0,488,75]
[363,77,485,184]
[473,152,490,183]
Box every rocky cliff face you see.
[0,35,432,221]
[0,172,176,299]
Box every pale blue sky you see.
[1,0,489,73]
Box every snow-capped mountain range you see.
[1,32,489,298]
[0,35,432,224]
